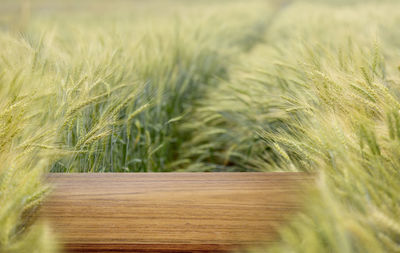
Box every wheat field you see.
[0,0,399,252]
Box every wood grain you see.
[40,173,310,252]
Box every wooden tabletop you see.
[40,173,309,252]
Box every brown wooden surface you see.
[40,173,309,253]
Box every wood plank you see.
[40,173,310,252]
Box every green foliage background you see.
[0,0,399,252]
